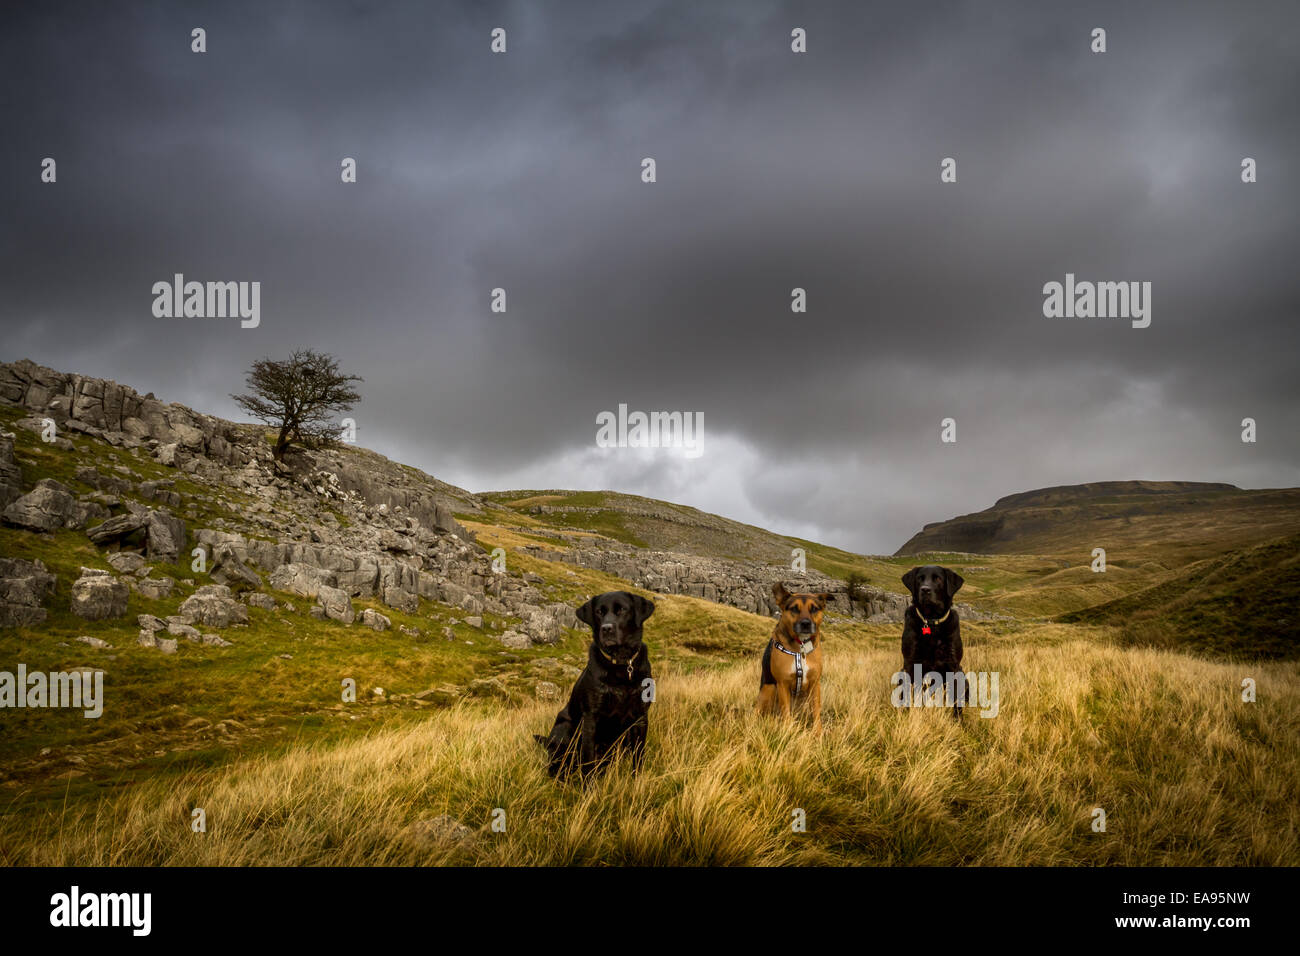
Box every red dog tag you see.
[922,626,931,635]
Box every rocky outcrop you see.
[84,506,184,560]
[7,358,969,647]
[0,358,249,464]
[0,432,21,509]
[177,585,249,628]
[144,509,185,561]
[521,544,902,619]
[86,512,149,545]
[308,446,481,535]
[315,584,355,624]
[134,576,174,599]
[70,568,129,620]
[208,543,261,589]
[360,608,390,631]
[0,557,56,627]
[2,479,98,532]
[106,551,147,574]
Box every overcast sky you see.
[2,0,1297,553]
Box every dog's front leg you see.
[949,668,964,721]
[775,681,793,718]
[629,717,648,773]
[898,656,916,709]
[578,711,599,779]
[810,681,823,734]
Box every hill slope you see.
[1059,532,1300,659]
[895,480,1300,564]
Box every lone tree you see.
[232,349,362,463]
[844,571,869,613]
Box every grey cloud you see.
[1,0,1295,552]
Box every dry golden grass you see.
[8,633,1297,866]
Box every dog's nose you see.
[600,622,615,635]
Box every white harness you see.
[771,638,812,697]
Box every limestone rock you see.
[177,584,249,627]
[270,562,336,598]
[145,509,185,561]
[135,576,174,600]
[87,512,149,546]
[497,629,531,650]
[166,619,201,641]
[360,608,391,631]
[3,479,90,532]
[382,586,418,614]
[414,684,461,704]
[315,584,355,624]
[468,677,510,698]
[106,551,147,573]
[70,570,129,620]
[0,557,56,627]
[0,432,21,509]
[209,544,261,589]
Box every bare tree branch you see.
[231,349,362,463]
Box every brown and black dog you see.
[756,582,829,732]
[900,565,965,718]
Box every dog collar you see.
[597,643,641,680]
[913,605,952,635]
[771,638,809,697]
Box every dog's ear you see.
[632,593,655,626]
[574,595,598,628]
[772,582,791,608]
[815,592,831,610]
[944,567,965,597]
[902,568,919,601]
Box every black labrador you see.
[900,565,965,717]
[535,590,655,778]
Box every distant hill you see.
[894,480,1300,564]
[474,488,905,591]
[481,489,802,563]
[1059,532,1300,660]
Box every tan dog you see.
[756,582,828,732]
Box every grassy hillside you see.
[1059,533,1300,660]
[5,632,1295,866]
[480,489,796,559]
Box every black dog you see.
[900,565,965,718]
[534,591,655,778]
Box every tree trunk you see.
[273,425,290,461]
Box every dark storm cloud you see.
[2,0,1296,553]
